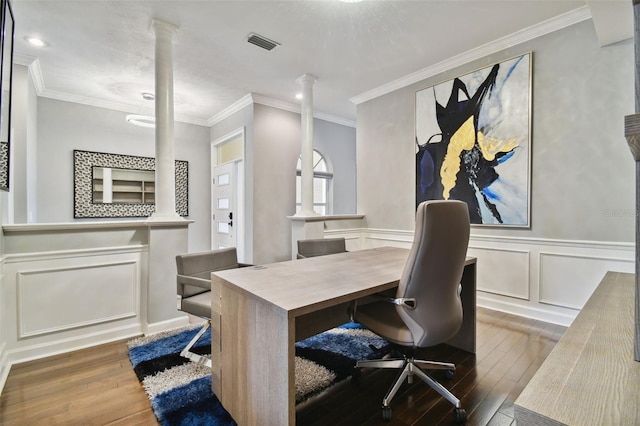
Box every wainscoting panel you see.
[2,241,148,365]
[17,261,138,338]
[539,252,634,309]
[467,246,530,300]
[0,221,195,396]
[325,228,635,326]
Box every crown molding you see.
[38,89,208,126]
[312,111,356,128]
[209,93,356,128]
[253,94,356,127]
[350,5,592,105]
[14,55,46,95]
[13,53,36,67]
[15,55,208,127]
[207,94,254,127]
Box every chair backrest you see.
[396,200,470,348]
[297,237,347,259]
[176,247,239,297]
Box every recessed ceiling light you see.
[126,114,155,128]
[25,36,46,47]
[295,93,303,100]
[141,92,155,101]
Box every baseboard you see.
[6,323,144,366]
[145,315,190,335]
[477,293,577,327]
[0,342,9,395]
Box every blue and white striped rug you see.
[128,323,389,425]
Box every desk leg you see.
[219,283,295,426]
[446,262,476,353]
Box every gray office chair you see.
[353,200,470,423]
[176,247,249,368]
[297,237,347,259]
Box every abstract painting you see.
[415,53,531,226]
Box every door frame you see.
[211,127,246,262]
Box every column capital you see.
[296,74,318,87]
[150,18,179,36]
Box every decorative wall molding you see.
[14,54,45,95]
[3,245,148,264]
[208,93,357,128]
[208,94,254,127]
[538,251,634,310]
[17,261,139,338]
[15,56,208,127]
[252,94,357,128]
[325,227,634,327]
[468,246,531,300]
[350,6,592,105]
[17,56,357,129]
[470,233,634,251]
[2,241,149,366]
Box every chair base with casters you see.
[352,200,471,423]
[356,353,466,422]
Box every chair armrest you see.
[369,294,416,309]
[177,274,211,291]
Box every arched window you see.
[296,149,333,215]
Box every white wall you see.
[355,20,635,325]
[35,98,212,252]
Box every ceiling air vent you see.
[247,33,280,51]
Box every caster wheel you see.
[445,369,455,379]
[381,406,392,421]
[454,408,467,423]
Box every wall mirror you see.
[0,0,15,191]
[74,150,188,218]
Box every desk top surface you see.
[514,271,640,425]
[213,246,475,318]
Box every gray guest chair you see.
[176,247,249,368]
[297,237,347,259]
[352,200,470,423]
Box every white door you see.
[212,162,236,249]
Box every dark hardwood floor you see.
[0,308,565,425]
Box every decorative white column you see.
[296,74,318,217]
[289,74,322,258]
[144,18,189,333]
[149,18,182,222]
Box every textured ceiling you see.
[11,0,628,126]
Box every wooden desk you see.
[514,272,640,425]
[211,246,477,425]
